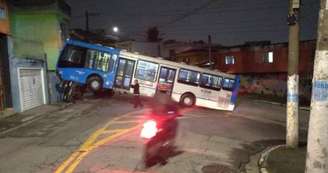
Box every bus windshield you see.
[58,45,86,68]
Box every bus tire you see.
[180,93,195,107]
[87,75,103,92]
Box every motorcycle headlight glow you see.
[140,120,158,139]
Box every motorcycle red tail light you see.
[140,120,158,139]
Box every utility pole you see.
[84,11,100,32]
[208,35,212,69]
[85,11,89,31]
[305,0,328,172]
[286,0,300,148]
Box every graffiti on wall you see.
[239,73,312,104]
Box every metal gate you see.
[18,68,45,111]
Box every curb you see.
[258,145,285,173]
[253,99,310,111]
[232,112,309,131]
[0,103,71,136]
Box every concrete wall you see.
[47,71,61,104]
[10,9,68,70]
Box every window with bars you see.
[263,51,274,63]
[224,56,235,65]
[0,7,6,19]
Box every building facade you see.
[171,40,316,104]
[215,40,316,105]
[7,0,70,112]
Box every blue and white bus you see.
[57,39,240,111]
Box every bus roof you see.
[65,39,120,54]
[120,51,235,79]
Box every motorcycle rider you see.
[143,90,179,167]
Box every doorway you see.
[114,58,135,90]
[157,66,176,95]
[0,34,11,111]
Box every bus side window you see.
[135,60,159,82]
[178,69,199,86]
[108,54,117,72]
[200,73,222,90]
[222,78,235,91]
[86,49,113,72]
[86,49,97,68]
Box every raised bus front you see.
[56,39,119,92]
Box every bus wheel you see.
[87,76,102,92]
[180,93,195,107]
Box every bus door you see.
[157,66,176,95]
[114,58,135,90]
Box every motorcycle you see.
[140,104,180,167]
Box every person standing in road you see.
[131,79,143,108]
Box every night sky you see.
[66,0,320,46]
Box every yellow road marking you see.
[54,152,80,173]
[64,126,140,173]
[54,110,144,173]
[109,120,141,124]
[102,129,126,134]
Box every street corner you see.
[258,144,306,173]
[258,145,285,173]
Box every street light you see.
[112,26,119,33]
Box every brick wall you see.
[216,41,315,74]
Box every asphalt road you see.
[0,95,306,173]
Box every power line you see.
[71,3,288,19]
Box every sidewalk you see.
[258,145,306,173]
[237,96,309,173]
[0,102,69,135]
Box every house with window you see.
[215,40,316,105]
[115,40,161,57]
[175,48,217,66]
[6,0,70,112]
[161,40,211,61]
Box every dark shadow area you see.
[266,145,307,173]
[144,145,184,168]
[239,139,307,173]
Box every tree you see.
[146,27,161,42]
